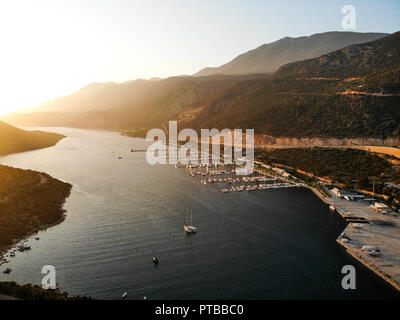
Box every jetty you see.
[314,189,400,291]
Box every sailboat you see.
[184,208,197,233]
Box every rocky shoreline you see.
[0,165,72,262]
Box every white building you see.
[331,188,365,201]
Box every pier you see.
[312,188,400,292]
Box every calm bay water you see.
[0,127,399,299]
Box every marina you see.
[176,161,302,193]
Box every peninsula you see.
[0,122,71,259]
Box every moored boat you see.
[184,208,197,233]
[3,268,12,274]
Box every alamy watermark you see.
[341,265,356,290]
[145,121,255,175]
[41,265,56,289]
[342,5,356,30]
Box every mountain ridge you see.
[194,31,388,76]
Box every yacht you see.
[184,208,197,233]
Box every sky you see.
[0,0,399,115]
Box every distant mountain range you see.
[3,31,399,141]
[0,121,64,155]
[194,32,387,76]
[25,79,158,114]
[187,32,400,139]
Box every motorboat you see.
[3,268,12,274]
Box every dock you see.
[312,189,400,292]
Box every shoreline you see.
[0,165,72,264]
[0,210,69,263]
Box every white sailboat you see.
[184,208,197,233]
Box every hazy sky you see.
[0,0,399,115]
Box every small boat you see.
[3,268,12,274]
[152,256,159,265]
[122,292,128,299]
[184,209,197,233]
[118,157,123,159]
